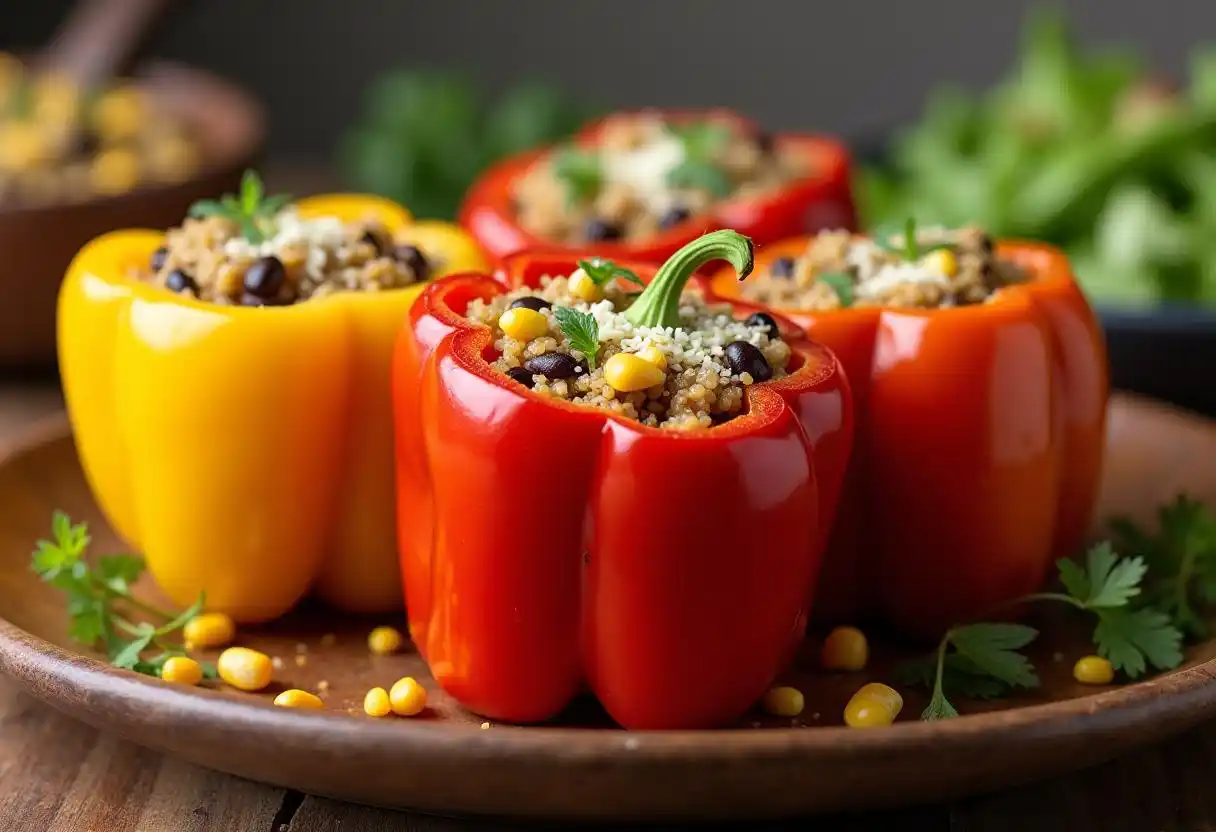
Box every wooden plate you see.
[1,393,1215,822]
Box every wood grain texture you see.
[1,389,1216,830]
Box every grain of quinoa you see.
[141,207,430,306]
[741,225,1029,310]
[466,274,791,430]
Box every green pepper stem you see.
[623,229,754,330]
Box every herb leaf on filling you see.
[578,257,645,288]
[552,147,603,206]
[816,271,855,307]
[553,306,600,369]
[188,169,292,244]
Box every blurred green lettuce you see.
[861,7,1216,308]
[339,70,599,221]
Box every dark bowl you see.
[850,134,1216,417]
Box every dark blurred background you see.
[3,0,1212,161]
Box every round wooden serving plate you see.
[0,393,1215,822]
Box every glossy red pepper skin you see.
[459,108,857,265]
[704,240,1109,640]
[392,252,853,730]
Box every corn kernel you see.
[0,122,50,170]
[604,352,666,393]
[921,248,958,277]
[367,626,404,656]
[92,86,146,143]
[363,687,393,717]
[89,148,140,196]
[1073,655,1115,685]
[636,344,667,370]
[820,625,869,671]
[761,686,805,717]
[160,656,203,686]
[568,269,603,302]
[844,682,903,728]
[389,676,427,716]
[147,134,200,184]
[183,612,236,650]
[499,307,549,341]
[274,689,324,710]
[216,647,273,692]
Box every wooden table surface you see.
[2,384,1215,831]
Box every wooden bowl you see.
[0,394,1215,821]
[0,59,265,367]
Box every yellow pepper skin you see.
[57,194,490,623]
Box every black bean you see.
[584,218,622,242]
[524,352,582,379]
[165,269,197,294]
[394,244,431,281]
[150,246,169,273]
[710,411,737,426]
[658,205,691,230]
[725,341,772,382]
[744,311,779,336]
[360,229,387,256]
[506,367,535,388]
[509,296,552,312]
[770,257,796,279]
[244,256,286,299]
[756,131,775,154]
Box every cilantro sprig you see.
[188,170,292,244]
[31,512,215,679]
[666,121,734,199]
[552,147,603,206]
[816,271,855,308]
[553,306,600,369]
[898,539,1184,720]
[577,257,645,289]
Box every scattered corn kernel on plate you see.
[1,394,1215,822]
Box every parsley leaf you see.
[666,159,732,198]
[669,121,733,159]
[552,147,602,205]
[922,686,959,721]
[949,622,1040,689]
[31,513,210,680]
[816,271,855,308]
[1059,541,1146,609]
[553,307,600,370]
[578,258,645,288]
[1094,607,1184,677]
[187,170,291,244]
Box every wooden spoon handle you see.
[36,0,173,89]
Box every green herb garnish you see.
[31,512,215,679]
[552,147,603,206]
[898,539,1184,720]
[553,306,600,369]
[1111,496,1216,638]
[816,271,855,308]
[669,121,734,159]
[578,257,645,289]
[666,159,733,199]
[188,170,292,244]
[873,216,957,262]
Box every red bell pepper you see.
[702,237,1109,640]
[392,232,853,729]
[459,108,857,265]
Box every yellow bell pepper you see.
[57,194,490,623]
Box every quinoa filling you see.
[741,223,1029,311]
[466,234,790,430]
[138,172,431,307]
[512,111,808,245]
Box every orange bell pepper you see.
[704,237,1109,639]
[57,193,490,623]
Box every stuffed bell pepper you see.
[460,107,857,264]
[58,171,490,623]
[704,223,1109,639]
[393,230,853,730]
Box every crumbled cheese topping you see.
[566,295,774,382]
[221,209,349,280]
[600,124,687,215]
[843,235,951,300]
